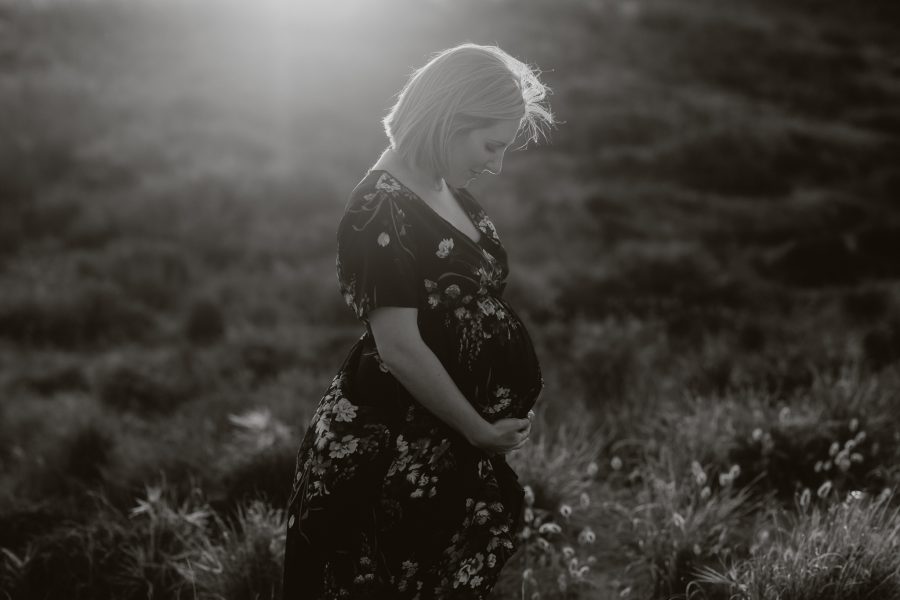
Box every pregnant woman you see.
[283,43,554,599]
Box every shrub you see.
[18,423,116,500]
[219,445,295,513]
[14,363,90,396]
[858,225,900,278]
[555,252,745,322]
[567,110,673,154]
[737,320,768,353]
[218,408,295,512]
[0,283,156,349]
[181,500,286,600]
[96,362,195,416]
[509,411,606,525]
[502,410,609,599]
[685,346,737,396]
[115,482,214,600]
[652,128,795,197]
[580,192,644,248]
[695,491,900,600]
[605,451,761,600]
[0,502,72,555]
[841,288,891,322]
[103,244,195,311]
[862,318,900,370]
[184,298,226,345]
[0,477,287,600]
[576,332,638,401]
[0,511,132,600]
[651,14,885,119]
[218,337,301,387]
[564,316,667,410]
[670,370,900,505]
[513,485,605,600]
[753,352,816,396]
[762,236,866,287]
[0,197,82,257]
[685,345,817,397]
[60,424,116,486]
[0,143,83,256]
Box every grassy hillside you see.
[1,0,899,598]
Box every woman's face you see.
[444,118,520,188]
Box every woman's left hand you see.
[505,410,535,453]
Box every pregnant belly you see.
[477,298,543,420]
[423,296,543,422]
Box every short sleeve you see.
[336,181,418,322]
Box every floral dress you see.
[282,170,544,599]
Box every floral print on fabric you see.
[283,170,543,599]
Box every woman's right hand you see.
[469,414,533,456]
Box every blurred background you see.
[1,0,899,598]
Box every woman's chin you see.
[454,173,478,188]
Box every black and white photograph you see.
[1,0,899,598]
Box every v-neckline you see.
[371,169,484,248]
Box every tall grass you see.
[694,492,900,600]
[2,0,899,598]
[603,450,763,600]
[179,500,285,600]
[493,408,608,599]
[0,477,286,600]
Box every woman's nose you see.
[486,155,503,175]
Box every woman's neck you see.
[378,148,445,193]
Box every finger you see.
[509,438,529,452]
[528,410,535,420]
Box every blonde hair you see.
[383,43,554,179]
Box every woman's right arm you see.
[368,306,531,455]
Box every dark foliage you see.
[556,255,747,321]
[738,321,768,353]
[0,285,156,349]
[757,355,817,397]
[184,298,226,345]
[0,519,133,600]
[107,247,194,311]
[219,445,296,514]
[62,424,116,485]
[576,342,637,402]
[96,363,195,415]
[762,236,867,287]
[728,414,894,505]
[0,503,73,554]
[687,354,736,396]
[841,289,891,322]
[14,364,90,396]
[18,424,116,502]
[0,197,82,258]
[857,226,900,279]
[862,319,900,370]
[226,339,301,387]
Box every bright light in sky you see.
[21,0,474,173]
[122,0,408,123]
